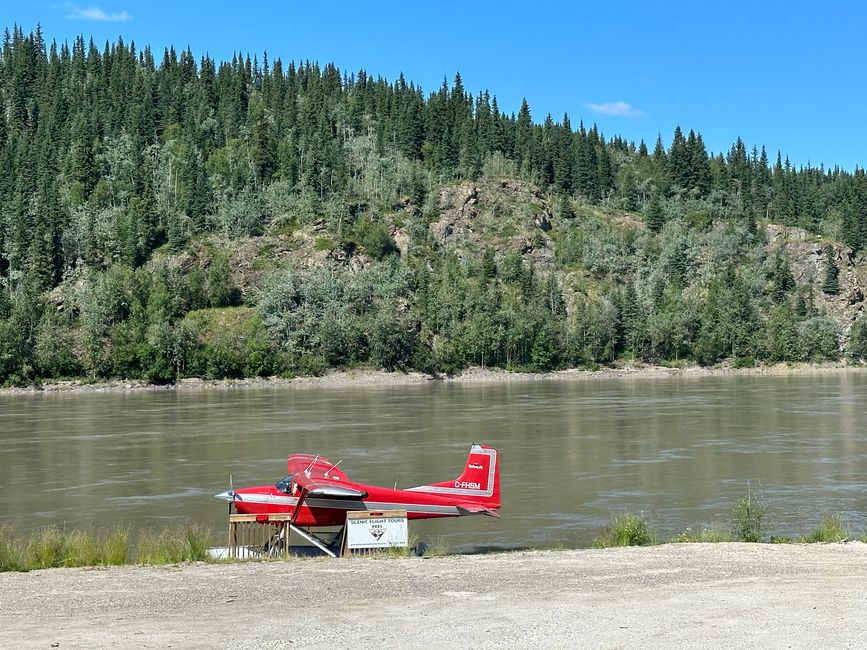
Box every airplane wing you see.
[293,472,367,499]
[456,503,501,518]
[287,454,351,482]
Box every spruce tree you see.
[645,195,665,232]
[771,253,795,303]
[481,247,497,280]
[822,247,840,295]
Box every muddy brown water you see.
[1,373,866,551]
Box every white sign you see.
[346,511,408,550]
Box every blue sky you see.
[8,1,867,170]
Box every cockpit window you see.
[275,475,294,493]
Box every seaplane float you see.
[214,444,500,557]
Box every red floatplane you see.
[215,443,501,526]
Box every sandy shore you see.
[1,361,865,395]
[2,543,866,649]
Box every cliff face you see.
[427,179,557,269]
[765,224,866,342]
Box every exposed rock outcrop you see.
[765,224,867,342]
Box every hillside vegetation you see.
[1,26,867,385]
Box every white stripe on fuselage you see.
[237,493,460,515]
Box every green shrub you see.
[370,308,418,371]
[360,223,397,260]
[24,527,67,569]
[848,318,867,360]
[804,513,849,543]
[593,513,655,548]
[731,484,767,542]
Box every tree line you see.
[1,25,867,384]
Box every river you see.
[1,373,866,551]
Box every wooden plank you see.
[229,513,295,523]
[345,510,407,521]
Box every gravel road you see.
[3,543,866,649]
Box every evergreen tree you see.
[645,195,665,232]
[481,247,497,281]
[822,247,840,295]
[770,252,795,303]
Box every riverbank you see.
[1,360,865,395]
[3,543,866,648]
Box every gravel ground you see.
[3,543,867,649]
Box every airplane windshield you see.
[275,475,294,493]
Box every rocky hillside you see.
[158,177,867,352]
[765,224,866,343]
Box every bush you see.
[530,326,558,371]
[359,222,397,260]
[731,484,767,542]
[370,307,418,371]
[798,316,840,361]
[848,318,867,360]
[208,253,240,308]
[804,513,849,543]
[593,513,655,548]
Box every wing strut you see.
[290,486,308,526]
[289,525,338,558]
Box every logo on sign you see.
[368,524,386,541]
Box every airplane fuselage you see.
[230,483,477,526]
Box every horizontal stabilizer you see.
[456,503,501,518]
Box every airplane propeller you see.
[216,474,242,515]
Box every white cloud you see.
[64,5,133,22]
[584,101,644,118]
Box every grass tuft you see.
[135,524,211,565]
[804,513,849,543]
[63,529,100,567]
[102,527,131,565]
[421,537,450,558]
[0,526,21,571]
[0,525,210,572]
[593,512,656,548]
[25,527,67,569]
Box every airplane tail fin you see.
[410,444,500,509]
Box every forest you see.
[1,25,867,385]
